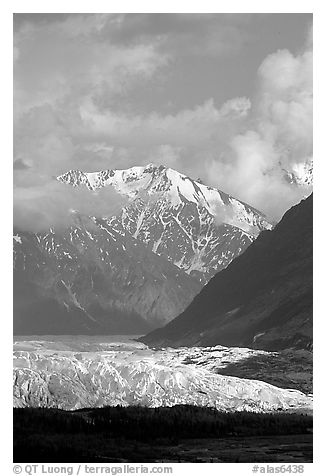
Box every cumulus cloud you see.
[209,33,312,219]
[13,13,169,232]
[78,97,249,147]
[14,14,169,120]
[209,131,309,219]
[13,14,312,230]
[220,97,251,118]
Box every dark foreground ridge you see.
[141,195,313,351]
[14,406,313,463]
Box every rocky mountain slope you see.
[58,163,272,283]
[14,163,272,335]
[14,216,201,335]
[141,194,313,351]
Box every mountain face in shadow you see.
[141,195,312,351]
[13,217,201,335]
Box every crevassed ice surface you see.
[13,337,312,413]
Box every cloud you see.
[13,14,170,232]
[14,14,169,120]
[13,177,127,232]
[103,13,253,58]
[13,14,312,230]
[210,36,312,219]
[209,131,309,219]
[220,97,251,118]
[256,48,312,165]
[212,201,239,228]
[67,96,252,184]
[78,97,249,147]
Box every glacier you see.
[13,338,312,413]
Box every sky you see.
[13,13,313,229]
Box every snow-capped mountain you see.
[58,163,272,282]
[14,163,272,335]
[283,158,313,187]
[13,338,312,413]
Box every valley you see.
[12,12,314,466]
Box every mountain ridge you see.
[13,215,201,334]
[140,194,313,351]
[14,163,274,334]
[58,163,272,282]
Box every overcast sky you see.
[13,13,312,227]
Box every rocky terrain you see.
[14,163,272,334]
[58,163,272,282]
[14,217,200,334]
[142,194,313,351]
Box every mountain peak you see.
[56,162,272,282]
[58,164,272,230]
[58,164,269,220]
[143,162,166,172]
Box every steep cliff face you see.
[141,195,313,351]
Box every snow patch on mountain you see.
[58,164,271,234]
[13,234,22,244]
[58,163,272,281]
[284,158,313,187]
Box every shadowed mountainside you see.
[13,217,201,335]
[141,195,312,351]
